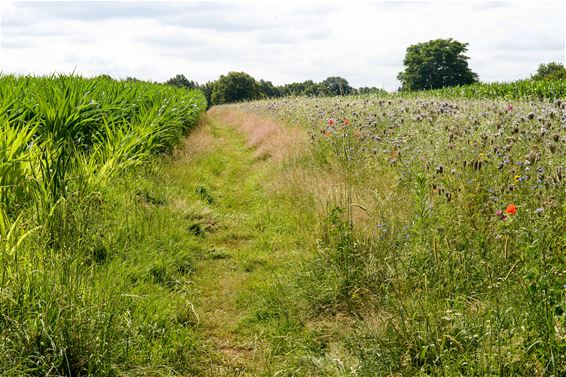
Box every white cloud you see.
[1,0,564,90]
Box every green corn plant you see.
[0,74,206,212]
[414,79,566,100]
[0,120,36,216]
[74,120,157,191]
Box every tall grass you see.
[0,74,207,375]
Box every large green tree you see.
[397,38,478,91]
[531,62,566,81]
[211,71,260,105]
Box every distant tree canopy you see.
[531,62,566,81]
[211,71,260,105]
[163,72,384,106]
[199,81,215,108]
[277,77,357,97]
[357,86,387,95]
[302,81,324,96]
[96,74,113,81]
[166,74,198,89]
[279,80,321,97]
[321,76,353,95]
[397,38,478,91]
[258,79,281,98]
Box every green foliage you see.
[95,73,113,81]
[0,172,208,376]
[199,81,215,108]
[211,71,260,105]
[207,72,379,101]
[356,86,387,95]
[166,73,199,89]
[277,77,355,97]
[258,79,281,98]
[398,38,478,90]
[532,62,566,81]
[0,73,206,214]
[279,80,321,97]
[320,76,353,95]
[0,74,207,374]
[125,76,141,82]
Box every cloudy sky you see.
[0,0,564,90]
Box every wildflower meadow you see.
[231,95,566,375]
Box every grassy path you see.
[160,109,316,375]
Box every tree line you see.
[165,73,386,106]
[138,38,565,105]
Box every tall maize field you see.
[0,74,205,218]
[0,74,206,375]
[401,79,566,101]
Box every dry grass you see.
[208,106,412,236]
[265,160,411,237]
[173,117,216,160]
[208,107,308,161]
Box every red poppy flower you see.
[343,118,350,125]
[327,118,335,125]
[505,204,517,215]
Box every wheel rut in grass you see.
[165,107,312,375]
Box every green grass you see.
[164,111,321,375]
[0,102,323,375]
[1,167,209,375]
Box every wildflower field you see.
[230,95,566,375]
[0,74,564,375]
